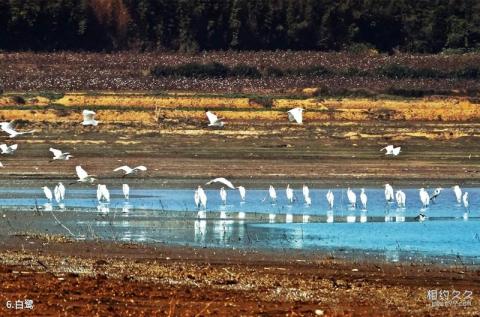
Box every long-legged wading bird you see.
[42,186,53,202]
[287,107,303,124]
[194,188,200,208]
[269,185,277,203]
[380,145,401,156]
[220,187,227,204]
[114,165,147,177]
[49,147,73,160]
[197,186,207,209]
[122,184,129,200]
[360,188,367,210]
[463,192,469,210]
[206,177,235,189]
[326,190,334,209]
[429,187,443,202]
[73,166,96,184]
[286,184,294,203]
[0,143,17,154]
[452,185,462,204]
[82,110,99,126]
[302,184,309,201]
[54,182,65,203]
[0,121,35,138]
[347,188,356,208]
[384,184,394,202]
[395,190,406,207]
[305,195,312,206]
[237,186,246,201]
[419,188,430,208]
[205,111,224,127]
[97,184,110,202]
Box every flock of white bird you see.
[0,109,472,220]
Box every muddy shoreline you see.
[0,235,478,316]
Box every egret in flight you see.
[0,121,35,138]
[122,184,129,200]
[380,145,401,156]
[42,186,53,202]
[347,188,356,208]
[206,177,235,189]
[286,184,294,203]
[360,188,367,210]
[0,144,18,154]
[206,111,224,127]
[82,110,99,126]
[452,185,462,204]
[114,165,147,177]
[220,187,227,205]
[287,107,303,124]
[419,188,430,208]
[49,148,73,161]
[395,190,406,208]
[73,166,96,184]
[326,190,334,209]
[384,184,394,202]
[429,187,443,202]
[97,184,110,202]
[237,186,246,201]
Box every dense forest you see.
[0,0,479,53]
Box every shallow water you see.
[0,186,479,263]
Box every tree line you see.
[0,0,479,53]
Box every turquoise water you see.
[0,186,479,262]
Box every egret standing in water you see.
[395,190,406,208]
[197,186,207,209]
[463,192,469,210]
[286,184,294,204]
[237,186,246,201]
[42,186,53,202]
[122,184,130,200]
[384,184,394,202]
[429,187,443,203]
[268,185,277,203]
[419,188,430,208]
[326,190,334,209]
[302,185,311,205]
[360,188,367,210]
[220,187,227,205]
[347,188,356,208]
[97,184,110,203]
[194,188,200,208]
[452,185,462,204]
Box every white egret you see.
[347,188,356,208]
[360,188,367,210]
[463,192,469,209]
[82,110,99,126]
[206,111,224,127]
[0,143,18,154]
[384,184,394,202]
[113,165,147,177]
[0,121,35,138]
[286,184,294,203]
[287,107,303,124]
[395,190,406,207]
[0,162,4,168]
[53,183,65,203]
[429,187,443,202]
[122,184,129,200]
[206,177,235,189]
[237,186,246,201]
[197,186,207,209]
[194,188,200,207]
[49,148,73,160]
[419,188,430,208]
[42,186,53,202]
[302,184,309,200]
[97,184,110,202]
[305,195,312,206]
[326,190,334,209]
[452,185,462,204]
[380,145,401,156]
[220,187,227,204]
[268,185,277,203]
[74,165,96,184]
